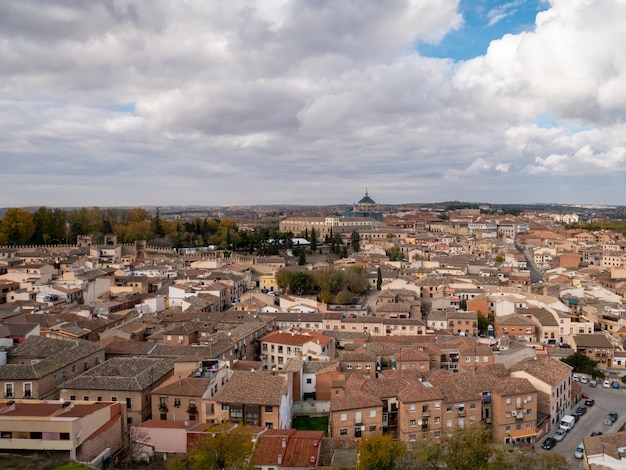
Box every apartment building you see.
[260,330,333,370]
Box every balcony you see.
[457,409,465,417]
[159,404,168,412]
[422,410,430,417]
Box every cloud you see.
[486,1,524,27]
[0,0,624,207]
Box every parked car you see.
[590,378,597,387]
[580,376,588,384]
[603,379,611,388]
[607,412,618,424]
[590,431,603,437]
[542,437,557,450]
[612,381,620,389]
[585,398,595,406]
[582,392,589,399]
[554,429,567,442]
[575,406,587,416]
[574,444,585,459]
[573,374,580,382]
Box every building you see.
[260,330,333,370]
[214,370,292,429]
[59,357,174,426]
[1,336,105,400]
[0,399,126,462]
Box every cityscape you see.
[2,0,626,469]
[0,194,625,469]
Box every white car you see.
[554,429,567,442]
[574,443,585,459]
[580,376,588,384]
[604,380,611,388]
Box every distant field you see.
[292,415,329,435]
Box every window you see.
[354,427,362,438]
[174,398,181,408]
[126,397,132,409]
[465,357,470,362]
[265,422,273,429]
[262,344,267,352]
[72,365,76,373]
[160,413,167,420]
[505,398,511,405]
[369,425,377,432]
[306,378,312,384]
[83,396,89,401]
[410,405,416,413]
[4,383,13,398]
[61,371,67,380]
[409,420,416,427]
[84,360,89,371]
[340,413,347,421]
[340,428,347,435]
[370,409,376,418]
[222,404,229,411]
[70,395,76,401]
[470,403,476,410]
[97,396,102,402]
[355,411,362,423]
[434,401,441,409]
[278,346,283,354]
[434,417,440,424]
[446,406,452,413]
[111,396,118,402]
[265,406,273,413]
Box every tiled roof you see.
[491,377,536,396]
[152,376,211,397]
[0,336,104,380]
[574,333,614,348]
[60,357,173,391]
[508,355,572,386]
[216,371,286,406]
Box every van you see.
[590,378,597,387]
[560,415,576,432]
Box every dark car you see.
[542,437,557,450]
[575,406,587,416]
[591,431,603,437]
[612,381,620,389]
[608,412,618,424]
[585,399,595,406]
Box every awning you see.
[508,429,537,439]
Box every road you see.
[537,382,626,468]
[515,243,543,284]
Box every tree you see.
[495,255,504,263]
[442,424,492,470]
[314,269,344,295]
[351,230,360,252]
[344,265,369,293]
[376,267,382,290]
[310,227,318,251]
[386,246,402,261]
[298,250,306,266]
[32,207,67,244]
[357,434,406,470]
[289,271,312,294]
[0,208,36,245]
[179,424,256,470]
[561,352,600,376]
[275,268,291,290]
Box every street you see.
[537,381,626,468]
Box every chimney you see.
[282,437,287,448]
[277,454,283,465]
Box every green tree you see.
[561,352,600,376]
[385,246,402,261]
[495,255,504,263]
[180,424,256,470]
[32,207,67,244]
[314,269,344,295]
[357,434,406,470]
[442,424,492,470]
[298,250,307,266]
[289,271,312,294]
[275,268,292,290]
[351,230,360,252]
[344,265,369,293]
[310,227,318,251]
[376,267,383,290]
[0,208,36,245]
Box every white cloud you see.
[0,0,624,207]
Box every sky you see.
[1,0,626,208]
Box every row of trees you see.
[358,426,567,470]
[0,206,300,252]
[161,424,567,470]
[275,266,370,303]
